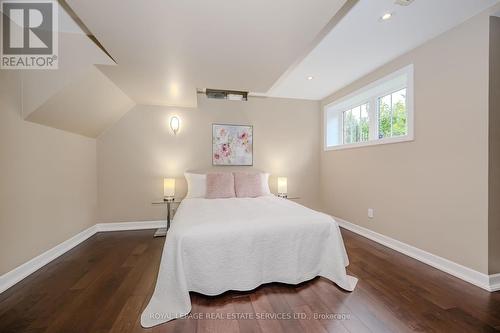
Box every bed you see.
[141,195,357,328]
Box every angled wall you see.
[0,71,97,275]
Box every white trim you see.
[334,216,498,292]
[0,220,166,294]
[324,64,414,151]
[325,135,414,151]
[0,225,97,294]
[489,274,500,292]
[95,220,166,232]
[2,217,498,294]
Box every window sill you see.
[324,135,414,151]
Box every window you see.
[324,65,414,150]
[378,88,407,139]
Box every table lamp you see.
[277,177,287,198]
[164,178,175,202]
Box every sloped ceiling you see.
[268,0,500,100]
[65,0,349,108]
[8,0,500,138]
[15,1,135,138]
[26,66,134,138]
[21,32,115,118]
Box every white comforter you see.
[141,196,357,327]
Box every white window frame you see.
[324,64,414,151]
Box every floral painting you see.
[212,124,253,166]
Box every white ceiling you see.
[65,0,348,107]
[6,0,500,136]
[21,32,114,118]
[26,66,134,138]
[15,1,135,138]
[268,0,500,100]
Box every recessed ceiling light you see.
[307,76,314,81]
[395,0,414,6]
[381,12,393,21]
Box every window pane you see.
[391,88,407,136]
[343,104,370,144]
[378,95,392,139]
[352,106,361,142]
[343,109,352,144]
[360,103,369,142]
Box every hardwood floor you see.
[1,228,500,333]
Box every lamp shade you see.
[164,178,175,198]
[277,177,287,195]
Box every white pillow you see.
[260,173,271,196]
[184,172,207,198]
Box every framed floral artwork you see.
[212,124,253,166]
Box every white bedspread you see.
[141,196,357,327]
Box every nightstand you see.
[152,199,181,237]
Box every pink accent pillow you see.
[234,172,264,198]
[206,173,236,199]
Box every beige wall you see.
[0,71,97,275]
[489,16,500,275]
[97,95,321,223]
[320,11,492,273]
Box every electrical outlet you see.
[368,208,374,219]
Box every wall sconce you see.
[277,177,288,198]
[170,116,180,135]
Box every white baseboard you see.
[489,273,500,292]
[96,220,166,232]
[334,216,499,292]
[0,225,97,294]
[2,218,497,294]
[0,220,166,294]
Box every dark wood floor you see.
[1,229,500,333]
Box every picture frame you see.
[212,124,253,166]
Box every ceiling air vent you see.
[205,89,248,101]
[394,0,415,6]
